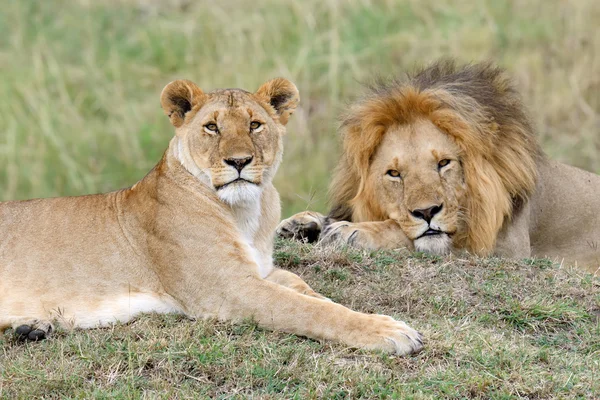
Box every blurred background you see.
[1,0,599,217]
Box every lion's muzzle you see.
[223,156,253,173]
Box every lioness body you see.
[0,79,422,354]
[278,61,600,274]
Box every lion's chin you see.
[217,180,262,205]
[414,234,452,256]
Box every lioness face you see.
[161,79,299,205]
[369,118,467,254]
[181,91,284,204]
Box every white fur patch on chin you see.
[414,234,452,255]
[217,182,262,205]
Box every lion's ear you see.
[160,80,205,127]
[255,78,299,125]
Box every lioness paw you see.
[13,320,53,341]
[353,315,423,355]
[276,212,324,243]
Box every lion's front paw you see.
[320,221,364,248]
[276,212,324,243]
[352,314,423,355]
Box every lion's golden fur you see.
[278,60,600,272]
[329,60,542,254]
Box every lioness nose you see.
[224,156,253,172]
[411,204,443,223]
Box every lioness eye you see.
[204,123,218,133]
[250,121,261,130]
[386,169,401,178]
[438,159,451,169]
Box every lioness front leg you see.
[210,277,423,355]
[276,211,328,243]
[265,268,329,300]
[321,219,414,251]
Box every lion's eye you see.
[438,159,451,170]
[386,169,401,178]
[250,121,264,133]
[204,123,218,134]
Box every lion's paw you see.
[276,212,324,243]
[321,221,362,247]
[14,320,53,342]
[354,314,423,356]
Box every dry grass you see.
[1,240,598,398]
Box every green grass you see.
[0,0,599,216]
[1,1,600,398]
[1,240,598,398]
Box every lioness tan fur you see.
[0,78,423,354]
[278,61,600,274]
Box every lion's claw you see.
[276,212,325,243]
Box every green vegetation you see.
[1,240,598,398]
[1,0,599,215]
[1,1,599,398]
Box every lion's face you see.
[331,61,540,255]
[160,78,299,205]
[367,119,467,254]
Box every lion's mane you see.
[329,60,543,254]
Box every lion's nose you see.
[224,156,253,172]
[410,204,443,223]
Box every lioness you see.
[0,78,423,354]
[278,61,600,274]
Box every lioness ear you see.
[160,80,205,127]
[255,78,299,125]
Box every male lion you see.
[278,61,600,274]
[0,78,423,355]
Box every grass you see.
[0,0,599,216]
[1,1,600,398]
[1,239,599,398]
